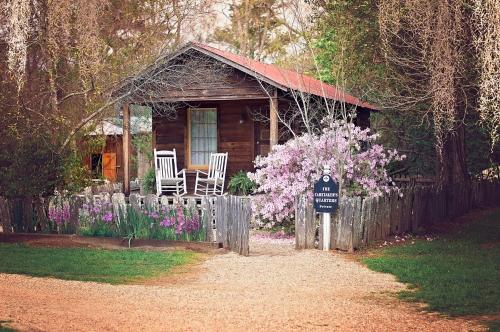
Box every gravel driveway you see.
[0,239,483,331]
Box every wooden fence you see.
[212,196,251,256]
[0,193,251,256]
[296,180,500,251]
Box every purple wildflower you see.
[102,211,113,223]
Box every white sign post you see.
[313,165,339,252]
[322,207,331,251]
[322,166,331,251]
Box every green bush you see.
[0,133,92,198]
[142,168,156,194]
[0,136,63,197]
[228,170,257,196]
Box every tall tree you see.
[378,0,477,185]
[0,0,217,197]
[310,0,385,96]
[473,0,500,151]
[213,0,297,61]
[309,0,500,180]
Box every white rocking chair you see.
[194,152,228,196]
[154,149,187,196]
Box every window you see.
[91,154,103,178]
[188,108,217,169]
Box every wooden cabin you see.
[81,117,151,183]
[115,42,378,194]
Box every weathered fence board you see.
[69,196,83,232]
[112,193,127,224]
[296,180,500,251]
[0,197,11,233]
[294,195,316,249]
[144,194,158,211]
[128,194,141,212]
[213,196,250,256]
[201,197,214,243]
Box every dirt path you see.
[0,239,484,331]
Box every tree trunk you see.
[436,122,469,185]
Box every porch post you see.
[270,91,278,148]
[123,103,131,195]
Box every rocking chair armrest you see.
[195,170,208,176]
[177,169,186,176]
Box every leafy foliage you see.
[311,0,385,95]
[228,171,257,196]
[0,136,63,198]
[213,0,297,61]
[372,111,437,176]
[0,0,216,199]
[142,168,156,194]
[0,133,91,198]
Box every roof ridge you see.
[189,42,377,110]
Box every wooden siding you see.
[157,68,268,102]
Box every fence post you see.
[69,196,83,233]
[215,196,226,246]
[0,197,12,233]
[240,197,251,256]
[201,197,214,243]
[144,194,158,211]
[129,193,141,213]
[351,197,363,251]
[294,195,315,249]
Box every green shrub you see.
[142,168,156,194]
[228,170,256,196]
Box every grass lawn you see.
[0,321,16,332]
[363,208,500,329]
[0,243,195,284]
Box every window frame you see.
[186,107,218,170]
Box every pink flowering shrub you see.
[248,121,405,223]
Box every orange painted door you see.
[102,153,117,182]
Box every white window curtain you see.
[190,109,217,165]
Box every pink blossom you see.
[248,121,404,224]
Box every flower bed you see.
[48,195,205,243]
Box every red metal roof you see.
[191,42,378,111]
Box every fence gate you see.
[203,196,251,256]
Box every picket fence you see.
[296,180,500,251]
[0,193,251,256]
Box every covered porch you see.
[122,97,279,195]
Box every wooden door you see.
[102,153,117,182]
